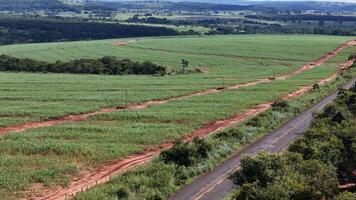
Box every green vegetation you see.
[0,55,166,75]
[0,35,352,73]
[120,22,211,34]
[0,72,230,127]
[0,17,179,45]
[72,63,356,200]
[230,74,356,200]
[0,1,355,199]
[0,34,354,198]
[0,35,352,127]
[0,61,350,198]
[0,0,71,12]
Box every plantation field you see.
[0,73,239,127]
[0,35,354,127]
[0,61,347,198]
[73,68,356,200]
[0,35,353,74]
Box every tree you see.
[334,192,356,200]
[232,152,285,187]
[116,186,130,199]
[181,59,189,73]
[160,139,212,166]
[232,153,339,200]
[313,83,320,91]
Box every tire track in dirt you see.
[30,53,356,199]
[1,40,355,137]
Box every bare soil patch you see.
[112,41,129,46]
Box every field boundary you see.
[30,57,356,199]
[1,40,354,137]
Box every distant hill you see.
[0,0,72,11]
[95,0,356,4]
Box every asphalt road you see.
[169,77,356,200]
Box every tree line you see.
[231,81,356,200]
[0,17,180,45]
[246,14,356,22]
[0,0,74,12]
[0,55,166,75]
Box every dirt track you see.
[28,43,356,199]
[1,40,354,137]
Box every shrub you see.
[215,128,244,141]
[160,139,212,166]
[272,100,289,111]
[116,186,130,199]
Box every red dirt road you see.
[1,40,355,137]
[32,60,356,199]
[112,41,129,46]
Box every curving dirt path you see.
[30,51,356,199]
[1,40,355,137]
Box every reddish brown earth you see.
[30,59,356,199]
[1,40,355,137]
[112,41,129,46]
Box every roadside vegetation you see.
[230,75,356,200]
[72,63,356,200]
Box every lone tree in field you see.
[181,59,189,73]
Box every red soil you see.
[31,58,356,200]
[112,41,129,46]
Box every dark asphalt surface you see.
[169,78,356,200]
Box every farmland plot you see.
[0,35,354,198]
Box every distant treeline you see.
[0,55,166,75]
[246,14,356,22]
[0,17,180,45]
[209,24,356,36]
[1,0,356,14]
[126,15,356,36]
[0,0,75,12]
[83,2,252,12]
